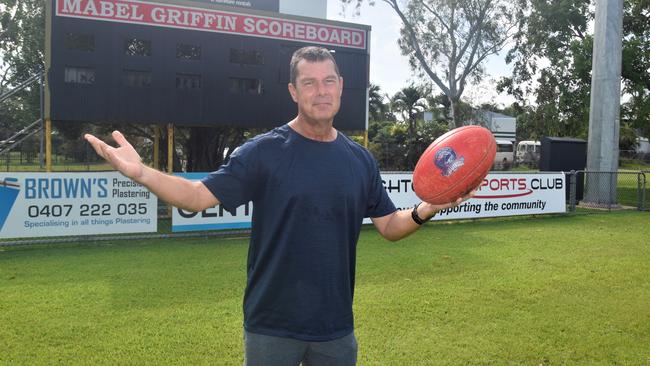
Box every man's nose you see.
[315,81,328,94]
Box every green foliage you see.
[501,0,650,143]
[0,0,45,141]
[621,0,650,140]
[368,117,448,170]
[0,0,44,84]
[368,83,392,122]
[345,0,518,127]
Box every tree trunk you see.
[448,96,464,128]
[185,126,247,172]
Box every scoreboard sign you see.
[55,1,366,49]
[46,0,370,130]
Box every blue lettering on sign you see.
[24,178,110,199]
[64,179,80,197]
[98,179,108,198]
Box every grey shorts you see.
[243,330,358,366]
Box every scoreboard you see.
[45,0,370,130]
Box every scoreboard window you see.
[123,70,152,88]
[64,67,95,85]
[124,38,152,57]
[176,44,202,61]
[229,78,264,95]
[230,49,265,66]
[176,74,202,90]
[64,33,95,52]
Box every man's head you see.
[289,46,341,86]
[288,46,343,125]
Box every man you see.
[85,46,468,365]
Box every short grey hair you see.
[289,46,341,85]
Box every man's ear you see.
[288,83,298,103]
[339,77,344,96]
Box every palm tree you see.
[390,85,428,138]
[389,85,430,166]
[368,83,390,122]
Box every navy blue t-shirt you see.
[202,124,396,341]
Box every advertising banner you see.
[171,173,251,232]
[171,172,566,232]
[378,172,566,221]
[56,0,367,49]
[0,172,157,239]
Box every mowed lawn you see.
[1,211,649,365]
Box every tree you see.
[390,85,428,135]
[368,83,391,121]
[501,0,650,142]
[368,117,447,170]
[0,0,44,140]
[0,0,44,88]
[342,0,518,127]
[0,0,248,171]
[621,0,650,140]
[184,126,249,171]
[498,0,593,140]
[390,85,429,164]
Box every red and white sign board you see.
[56,0,367,49]
[378,172,566,221]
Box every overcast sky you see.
[326,0,516,107]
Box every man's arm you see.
[371,197,468,242]
[85,131,218,212]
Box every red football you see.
[413,125,496,204]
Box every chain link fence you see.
[568,170,648,211]
[0,133,108,172]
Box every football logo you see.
[0,178,20,231]
[434,147,465,177]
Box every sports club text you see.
[380,176,564,195]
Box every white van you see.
[493,140,514,170]
[516,140,541,165]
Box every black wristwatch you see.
[411,202,435,225]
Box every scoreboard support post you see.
[153,125,160,170]
[45,119,52,172]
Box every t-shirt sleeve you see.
[201,140,260,214]
[365,157,397,218]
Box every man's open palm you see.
[84,131,144,180]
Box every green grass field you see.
[1,211,650,365]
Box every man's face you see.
[288,59,343,124]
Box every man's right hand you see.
[84,130,220,212]
[85,131,145,182]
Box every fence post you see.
[639,172,647,211]
[569,170,577,212]
[40,71,45,170]
[609,171,615,211]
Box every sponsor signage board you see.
[171,173,251,232]
[0,172,157,239]
[171,172,567,232]
[378,172,566,221]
